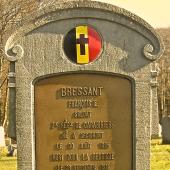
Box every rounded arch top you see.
[5,0,164,62]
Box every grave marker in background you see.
[161,117,170,144]
[0,126,5,147]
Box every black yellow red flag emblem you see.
[64,26,102,64]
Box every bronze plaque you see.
[35,72,133,170]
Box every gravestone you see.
[0,126,5,147]
[161,117,170,144]
[4,1,163,170]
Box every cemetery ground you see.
[0,157,16,170]
[0,139,170,170]
[151,139,170,170]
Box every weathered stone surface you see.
[4,1,163,170]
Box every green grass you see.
[0,139,170,170]
[151,139,170,170]
[0,157,17,170]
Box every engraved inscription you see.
[81,121,113,129]
[72,111,91,119]
[60,87,103,97]
[54,143,63,150]
[79,142,91,149]
[49,154,63,162]
[97,143,110,150]
[79,132,103,139]
[54,165,96,170]
[90,153,114,161]
[50,121,113,130]
[35,73,133,170]
[67,100,98,109]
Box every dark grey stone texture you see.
[161,117,170,144]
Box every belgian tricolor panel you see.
[64,26,102,64]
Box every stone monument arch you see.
[4,1,163,170]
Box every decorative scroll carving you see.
[143,44,160,61]
[5,45,24,61]
[4,1,164,62]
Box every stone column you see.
[150,62,160,138]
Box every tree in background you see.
[157,28,170,120]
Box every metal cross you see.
[76,34,89,55]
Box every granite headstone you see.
[4,1,163,170]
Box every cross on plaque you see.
[76,34,89,55]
